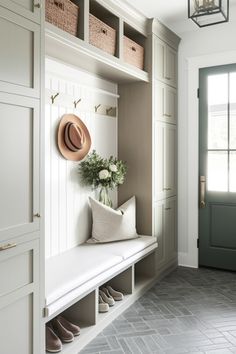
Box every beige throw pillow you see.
[87,196,139,243]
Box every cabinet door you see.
[0,93,40,242]
[154,36,165,82]
[164,198,177,264]
[154,36,177,88]
[0,0,41,23]
[154,201,165,268]
[154,198,177,270]
[0,6,40,97]
[0,238,40,354]
[165,45,177,88]
[164,123,177,198]
[155,81,177,124]
[154,122,177,200]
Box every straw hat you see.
[58,114,91,161]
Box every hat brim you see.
[58,114,91,161]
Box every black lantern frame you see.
[188,0,229,27]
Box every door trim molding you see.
[178,50,236,268]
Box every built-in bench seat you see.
[45,236,157,317]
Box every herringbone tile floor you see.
[81,267,236,354]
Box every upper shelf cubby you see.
[45,0,149,83]
[89,0,120,58]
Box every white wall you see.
[45,59,118,258]
[178,21,236,267]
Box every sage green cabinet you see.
[154,121,177,201]
[154,197,177,269]
[154,36,177,89]
[0,0,41,23]
[155,81,177,125]
[0,238,40,354]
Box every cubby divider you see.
[63,290,97,327]
[135,252,156,291]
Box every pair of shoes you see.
[98,286,124,313]
[46,326,62,353]
[46,316,80,353]
[98,295,109,313]
[106,285,124,301]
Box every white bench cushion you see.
[45,247,122,306]
[91,235,157,260]
[45,236,157,307]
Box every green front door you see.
[199,64,236,271]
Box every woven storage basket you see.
[123,36,144,70]
[89,14,116,56]
[46,0,79,36]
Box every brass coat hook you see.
[106,107,113,115]
[74,98,82,109]
[95,104,101,113]
[51,92,59,104]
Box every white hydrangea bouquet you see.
[79,150,127,207]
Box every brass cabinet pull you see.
[0,243,17,251]
[200,176,206,208]
[34,3,41,8]
[165,207,171,211]
[163,187,172,191]
[164,114,172,117]
[34,213,41,218]
[165,76,171,80]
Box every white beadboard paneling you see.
[45,60,118,258]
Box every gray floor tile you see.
[82,267,236,353]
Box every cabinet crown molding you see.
[149,18,181,50]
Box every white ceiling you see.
[124,0,236,34]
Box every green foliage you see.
[79,150,127,189]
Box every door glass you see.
[230,73,236,149]
[207,71,236,192]
[230,152,236,192]
[208,74,228,149]
[208,151,228,192]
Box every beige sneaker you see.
[106,285,124,301]
[99,295,109,313]
[99,289,115,306]
[46,326,62,353]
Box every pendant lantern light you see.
[188,0,229,27]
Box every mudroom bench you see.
[44,236,158,353]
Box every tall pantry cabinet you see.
[0,1,43,354]
[118,19,180,274]
[153,21,179,271]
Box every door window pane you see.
[208,114,228,149]
[208,74,228,149]
[230,152,236,192]
[208,74,228,105]
[230,72,236,149]
[208,151,228,192]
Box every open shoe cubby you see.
[89,0,120,58]
[135,251,156,291]
[44,252,156,354]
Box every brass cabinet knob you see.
[34,3,41,8]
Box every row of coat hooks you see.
[50,93,116,116]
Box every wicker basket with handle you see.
[89,14,116,56]
[123,36,144,70]
[46,0,79,36]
